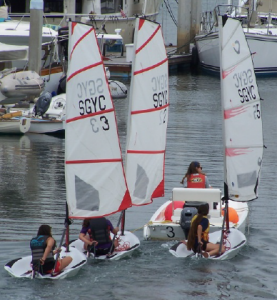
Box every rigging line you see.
[164,0,177,26]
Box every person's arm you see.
[112,227,119,235]
[205,176,212,188]
[40,237,55,264]
[197,225,203,245]
[78,232,97,245]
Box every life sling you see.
[88,217,111,244]
[187,173,206,188]
[30,235,55,272]
[191,215,210,242]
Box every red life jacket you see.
[187,173,206,188]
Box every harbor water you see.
[1,72,277,300]
[1,2,277,300]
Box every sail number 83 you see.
[90,116,110,133]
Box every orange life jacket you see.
[187,173,206,188]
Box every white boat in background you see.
[0,111,30,134]
[0,19,57,46]
[0,69,44,99]
[195,2,277,75]
[64,21,140,260]
[169,16,264,260]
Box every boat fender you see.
[191,46,199,67]
[221,207,239,224]
[34,91,52,117]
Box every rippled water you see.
[1,71,277,300]
[1,2,277,298]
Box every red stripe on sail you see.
[151,179,164,199]
[70,27,94,60]
[222,65,238,79]
[136,25,160,54]
[134,58,168,76]
[66,108,114,123]
[226,148,252,157]
[131,103,169,115]
[67,61,103,82]
[224,106,248,119]
[138,18,145,30]
[118,190,132,211]
[66,158,122,164]
[71,22,77,35]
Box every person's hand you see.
[40,258,45,265]
[198,241,203,246]
[89,240,98,246]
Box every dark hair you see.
[82,219,90,228]
[180,161,203,184]
[186,203,209,251]
[37,224,52,237]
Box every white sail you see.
[219,18,263,201]
[65,22,131,218]
[125,19,169,206]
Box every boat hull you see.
[29,119,65,134]
[69,231,140,261]
[169,228,246,260]
[4,246,87,279]
[195,30,277,76]
[0,117,31,134]
[143,199,248,241]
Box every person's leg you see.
[205,242,225,257]
[58,256,73,271]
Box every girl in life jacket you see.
[30,224,72,274]
[185,204,225,258]
[180,161,211,188]
[79,217,119,256]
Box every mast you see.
[218,15,230,235]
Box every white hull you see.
[69,231,140,261]
[169,228,246,261]
[143,189,248,241]
[4,246,87,279]
[195,30,277,75]
[0,20,57,46]
[29,119,64,134]
[108,80,127,99]
[0,117,30,134]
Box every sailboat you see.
[64,21,140,260]
[68,18,169,259]
[169,16,263,260]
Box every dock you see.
[104,47,192,78]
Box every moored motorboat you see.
[143,188,248,241]
[0,111,30,134]
[195,3,277,76]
